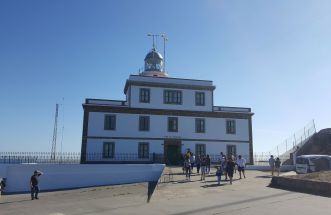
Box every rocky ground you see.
[283,170,331,182]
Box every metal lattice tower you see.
[51,104,59,160]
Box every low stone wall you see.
[270,176,331,197]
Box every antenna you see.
[147,33,160,49]
[59,98,65,163]
[51,104,59,160]
[161,34,168,72]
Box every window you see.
[139,116,150,131]
[104,115,116,130]
[164,90,182,104]
[195,92,205,106]
[195,144,206,156]
[139,88,150,103]
[138,142,149,159]
[226,145,237,157]
[103,142,115,158]
[168,117,178,132]
[226,119,236,134]
[195,118,205,133]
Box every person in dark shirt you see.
[30,170,43,200]
[206,155,211,175]
[226,157,236,185]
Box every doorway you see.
[164,140,182,165]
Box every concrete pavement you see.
[1,168,330,215]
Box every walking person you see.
[222,156,228,181]
[206,154,211,175]
[275,157,281,176]
[30,170,43,200]
[226,157,236,185]
[190,153,195,172]
[200,155,207,181]
[0,178,6,196]
[196,155,201,174]
[184,158,191,180]
[236,155,246,179]
[216,166,223,185]
[269,155,275,176]
[232,154,237,174]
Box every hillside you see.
[297,128,331,156]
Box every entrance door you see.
[164,140,181,165]
[227,145,237,157]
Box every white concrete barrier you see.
[4,164,165,193]
[246,165,295,172]
[0,164,11,178]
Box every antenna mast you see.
[147,33,160,49]
[51,104,59,160]
[161,34,168,72]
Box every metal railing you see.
[253,153,290,166]
[84,153,164,163]
[0,152,80,164]
[264,120,316,157]
[0,152,290,166]
[0,152,164,164]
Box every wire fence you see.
[0,152,290,166]
[0,152,80,164]
[253,153,291,166]
[261,120,316,158]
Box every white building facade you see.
[81,48,254,164]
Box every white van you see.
[295,155,331,174]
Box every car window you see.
[296,158,308,164]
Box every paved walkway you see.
[1,168,330,215]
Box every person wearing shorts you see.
[236,155,246,179]
[226,158,235,185]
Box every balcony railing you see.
[85,99,128,107]
[213,106,251,113]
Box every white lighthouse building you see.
[80,46,254,165]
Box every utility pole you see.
[161,34,168,72]
[51,104,59,160]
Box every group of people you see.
[182,151,211,181]
[268,155,282,176]
[22,154,281,200]
[182,151,247,185]
[216,153,246,185]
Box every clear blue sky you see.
[1,0,330,153]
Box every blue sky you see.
[1,0,330,153]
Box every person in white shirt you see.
[236,155,246,179]
[269,155,275,176]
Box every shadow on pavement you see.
[201,183,226,188]
[255,175,273,179]
[170,191,293,215]
[0,199,31,205]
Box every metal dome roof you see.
[144,49,163,61]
